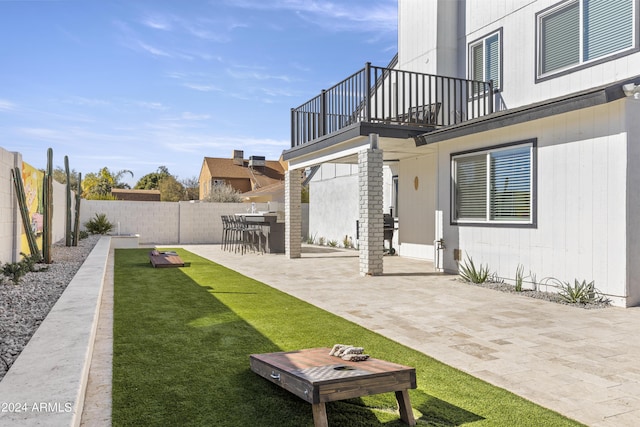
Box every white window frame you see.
[537,0,637,80]
[451,140,536,226]
[469,29,502,92]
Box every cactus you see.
[65,156,72,246]
[42,148,54,264]
[72,172,82,246]
[10,167,41,260]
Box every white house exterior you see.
[283,0,640,307]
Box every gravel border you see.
[0,235,100,381]
[462,278,612,309]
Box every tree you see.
[134,166,171,190]
[203,183,242,203]
[52,166,81,192]
[158,175,185,202]
[181,176,199,200]
[83,167,133,199]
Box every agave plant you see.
[84,213,114,235]
[558,279,602,304]
[458,254,490,284]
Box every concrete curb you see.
[0,237,111,426]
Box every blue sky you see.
[0,0,397,186]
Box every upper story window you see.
[537,0,636,80]
[469,29,502,92]
[451,140,536,226]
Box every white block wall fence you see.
[1,147,74,264]
[81,200,309,245]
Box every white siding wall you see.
[399,0,640,112]
[398,0,463,76]
[626,99,640,306]
[438,101,629,305]
[464,0,640,110]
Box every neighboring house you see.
[198,150,285,200]
[111,188,161,201]
[281,0,640,307]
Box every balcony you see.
[290,63,494,148]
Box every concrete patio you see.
[174,244,640,427]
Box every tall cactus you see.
[64,156,72,246]
[42,148,54,264]
[72,172,82,246]
[10,167,40,260]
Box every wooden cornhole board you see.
[250,347,417,427]
[149,250,185,268]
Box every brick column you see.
[358,143,384,276]
[285,169,302,258]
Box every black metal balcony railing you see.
[291,63,494,148]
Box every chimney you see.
[248,155,266,168]
[232,150,244,166]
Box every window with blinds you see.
[469,30,502,92]
[538,0,635,78]
[452,142,534,224]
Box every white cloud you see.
[226,0,397,33]
[226,67,292,82]
[138,40,171,57]
[183,83,221,92]
[0,99,16,111]
[182,112,211,120]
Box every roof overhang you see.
[417,76,640,146]
[283,122,434,169]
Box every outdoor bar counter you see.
[236,212,285,253]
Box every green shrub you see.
[2,262,26,285]
[458,254,490,284]
[84,213,114,235]
[328,240,338,247]
[19,252,41,272]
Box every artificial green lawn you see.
[112,249,583,427]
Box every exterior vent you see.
[248,155,265,168]
[232,150,244,166]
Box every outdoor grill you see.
[383,214,396,255]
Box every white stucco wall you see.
[436,100,630,305]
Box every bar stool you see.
[238,216,264,255]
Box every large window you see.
[469,29,502,91]
[452,141,535,225]
[537,0,635,79]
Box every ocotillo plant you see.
[42,148,54,264]
[65,156,72,246]
[72,172,82,246]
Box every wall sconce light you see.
[622,83,640,99]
